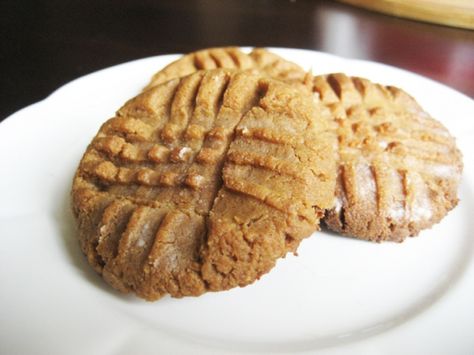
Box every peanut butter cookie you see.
[72,69,335,300]
[144,47,307,90]
[311,73,462,242]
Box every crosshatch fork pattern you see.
[72,69,336,300]
[145,47,308,91]
[315,73,463,242]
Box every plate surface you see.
[1,48,473,355]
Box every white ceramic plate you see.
[1,48,473,355]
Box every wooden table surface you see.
[1,0,473,121]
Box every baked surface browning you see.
[145,46,463,242]
[72,69,335,300]
[312,73,462,242]
[144,47,308,91]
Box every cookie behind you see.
[311,73,462,242]
[144,47,308,90]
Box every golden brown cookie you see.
[310,73,462,242]
[144,47,308,90]
[72,69,336,300]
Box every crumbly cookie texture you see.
[144,47,308,91]
[72,69,336,300]
[311,73,462,242]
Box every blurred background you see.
[1,0,473,121]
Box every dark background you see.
[1,0,473,121]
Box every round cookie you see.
[310,73,462,242]
[144,47,308,90]
[72,69,336,300]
